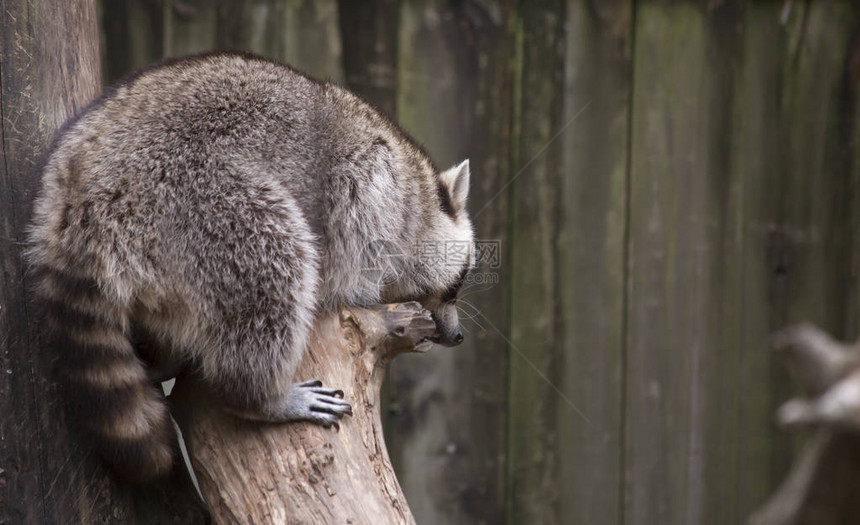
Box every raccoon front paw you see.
[283,380,353,430]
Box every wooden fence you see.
[98,1,860,523]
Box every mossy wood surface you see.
[4,0,860,523]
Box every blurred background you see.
[97,1,860,524]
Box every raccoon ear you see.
[440,159,470,214]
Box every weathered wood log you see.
[170,303,438,524]
[750,324,860,525]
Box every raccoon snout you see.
[425,301,463,346]
[429,329,464,347]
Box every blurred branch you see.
[750,324,860,525]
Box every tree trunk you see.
[171,303,436,524]
[0,1,115,522]
[0,1,205,522]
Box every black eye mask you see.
[442,267,469,303]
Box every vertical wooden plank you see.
[164,0,217,57]
[166,0,343,80]
[625,2,746,524]
[625,4,702,520]
[214,0,287,58]
[732,3,795,517]
[391,2,514,524]
[556,1,631,524]
[735,1,859,517]
[696,6,747,524]
[338,0,400,115]
[100,0,164,84]
[847,10,860,342]
[214,0,342,80]
[505,0,567,523]
[780,2,856,335]
[281,1,343,81]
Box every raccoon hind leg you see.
[183,183,351,428]
[198,305,354,429]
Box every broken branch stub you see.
[750,323,860,525]
[170,302,436,525]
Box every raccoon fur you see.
[27,52,473,483]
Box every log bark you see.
[750,324,860,525]
[171,303,438,524]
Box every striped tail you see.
[32,263,175,483]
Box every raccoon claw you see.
[310,396,353,416]
[284,381,352,429]
[305,410,344,430]
[311,387,344,399]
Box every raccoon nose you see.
[453,332,464,345]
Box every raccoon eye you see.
[442,267,469,303]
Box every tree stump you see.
[171,302,437,524]
[750,324,860,525]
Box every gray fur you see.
[26,52,473,482]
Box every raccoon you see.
[27,52,473,483]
